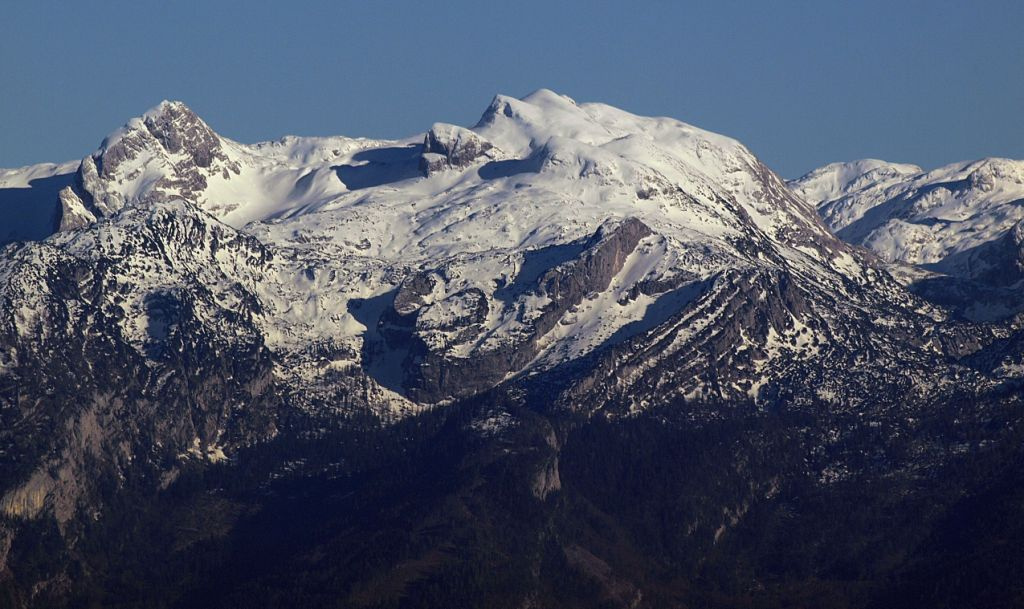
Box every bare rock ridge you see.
[419,123,503,176]
[0,200,278,536]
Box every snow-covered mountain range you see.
[792,157,1024,319]
[2,91,1024,608]
[2,89,917,411]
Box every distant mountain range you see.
[1,91,1023,609]
[792,157,1024,320]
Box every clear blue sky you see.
[1,0,1021,177]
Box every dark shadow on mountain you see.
[332,145,423,191]
[910,274,1024,322]
[352,145,424,164]
[918,221,1024,282]
[835,195,910,243]
[913,217,956,228]
[902,226,1024,321]
[960,319,1024,378]
[0,172,75,246]
[347,289,409,394]
[602,280,709,348]
[142,292,181,359]
[493,242,587,306]
[477,156,542,180]
[292,169,318,197]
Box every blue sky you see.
[1,0,1021,177]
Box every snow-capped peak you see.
[143,99,191,120]
[2,91,883,396]
[789,159,923,212]
[99,100,213,155]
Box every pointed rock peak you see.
[142,99,196,121]
[60,99,240,230]
[138,100,220,163]
[99,100,219,158]
[93,99,230,182]
[474,94,523,128]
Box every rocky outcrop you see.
[55,186,96,231]
[531,425,562,501]
[419,123,502,176]
[392,272,437,315]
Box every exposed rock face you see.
[531,424,562,501]
[95,101,240,191]
[387,218,653,402]
[419,123,502,175]
[55,186,96,231]
[140,101,223,169]
[0,469,51,520]
[392,273,437,316]
[54,101,241,231]
[539,217,653,307]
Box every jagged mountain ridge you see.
[1,91,1023,608]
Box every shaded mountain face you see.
[792,158,1024,320]
[0,162,78,246]
[1,92,1023,609]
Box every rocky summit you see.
[2,91,1024,609]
